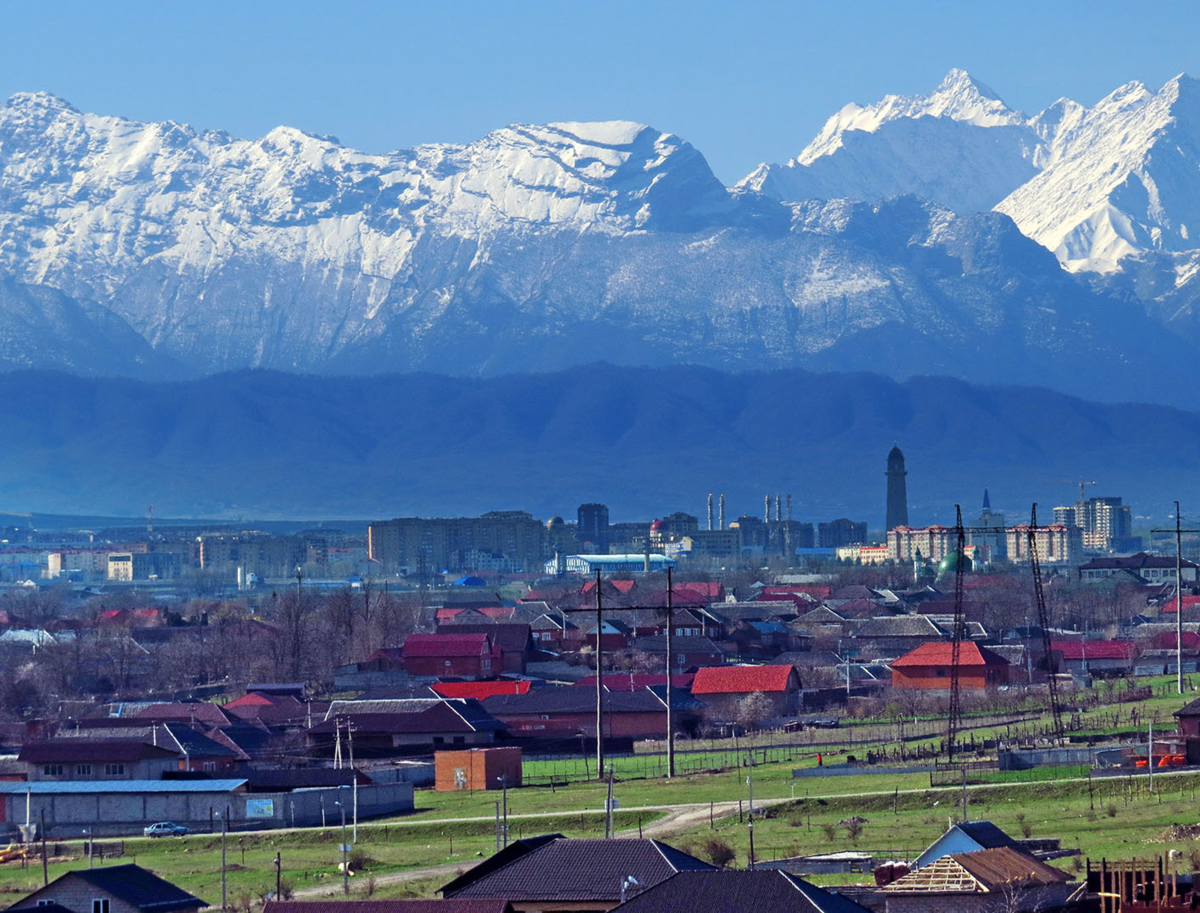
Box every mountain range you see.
[4,365,1200,523]
[3,73,1200,403]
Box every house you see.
[314,699,505,756]
[482,688,700,747]
[1174,695,1200,738]
[845,615,947,658]
[890,642,1010,691]
[611,870,873,913]
[8,863,206,913]
[530,614,581,651]
[1047,640,1136,676]
[573,674,696,692]
[54,724,246,775]
[402,633,503,679]
[914,820,1023,869]
[691,665,802,720]
[440,835,714,912]
[627,635,725,670]
[585,620,634,652]
[437,624,533,674]
[726,620,796,659]
[883,847,1072,913]
[18,740,181,781]
[435,746,522,791]
[1079,553,1198,584]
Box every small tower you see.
[885,445,909,532]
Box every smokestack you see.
[719,494,726,530]
[775,494,782,523]
[707,493,714,531]
[764,494,771,523]
[786,494,793,522]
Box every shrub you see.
[821,823,837,841]
[348,847,373,871]
[1106,804,1118,818]
[703,838,736,868]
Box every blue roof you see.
[453,576,487,587]
[0,779,248,794]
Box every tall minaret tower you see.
[885,445,909,532]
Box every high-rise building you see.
[1053,496,1135,552]
[577,503,610,550]
[886,446,909,532]
[818,518,868,549]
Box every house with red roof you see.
[402,633,503,679]
[891,642,1010,691]
[691,664,801,720]
[1047,639,1137,676]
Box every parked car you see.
[144,822,188,838]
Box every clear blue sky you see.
[2,0,1198,183]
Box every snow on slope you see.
[739,70,1042,213]
[996,75,1200,272]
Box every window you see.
[202,761,217,772]
[481,659,492,671]
[93,899,110,913]
[43,764,64,777]
[36,900,54,907]
[104,763,125,776]
[76,764,92,776]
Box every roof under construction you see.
[884,848,1068,894]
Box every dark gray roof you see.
[59,864,206,911]
[483,689,667,715]
[854,615,945,638]
[955,820,1020,850]
[444,837,713,901]
[629,635,724,655]
[612,871,873,913]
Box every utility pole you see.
[748,816,755,870]
[605,772,615,839]
[594,569,604,781]
[747,772,754,817]
[497,775,509,848]
[274,852,281,900]
[1149,720,1155,794]
[494,801,501,853]
[665,567,675,778]
[1150,503,1200,694]
[338,797,349,894]
[220,810,228,912]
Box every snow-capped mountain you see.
[739,70,1043,213]
[997,75,1200,273]
[744,70,1200,279]
[2,82,1200,401]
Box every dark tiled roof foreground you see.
[612,870,874,913]
[443,836,713,901]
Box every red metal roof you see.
[1153,631,1200,650]
[1050,640,1136,661]
[403,633,494,657]
[432,681,532,699]
[891,641,1010,668]
[1161,595,1200,614]
[691,664,795,694]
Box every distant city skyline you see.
[2,1,1198,182]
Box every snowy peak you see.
[996,72,1200,272]
[738,70,1038,213]
[795,68,1025,166]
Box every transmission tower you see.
[1028,503,1065,743]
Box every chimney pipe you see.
[719,494,726,530]
[707,494,714,532]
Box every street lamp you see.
[496,775,509,848]
[82,829,91,868]
[334,796,349,895]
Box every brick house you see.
[482,687,701,746]
[628,635,726,671]
[530,613,582,651]
[890,642,1010,691]
[437,623,532,674]
[402,633,503,679]
[690,665,801,721]
[10,864,206,913]
[314,698,505,756]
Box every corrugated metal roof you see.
[0,779,247,794]
[891,642,1010,668]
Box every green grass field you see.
[0,675,1194,907]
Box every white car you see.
[143,822,188,838]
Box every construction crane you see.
[1028,503,1065,744]
[946,505,968,762]
[1047,479,1097,504]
